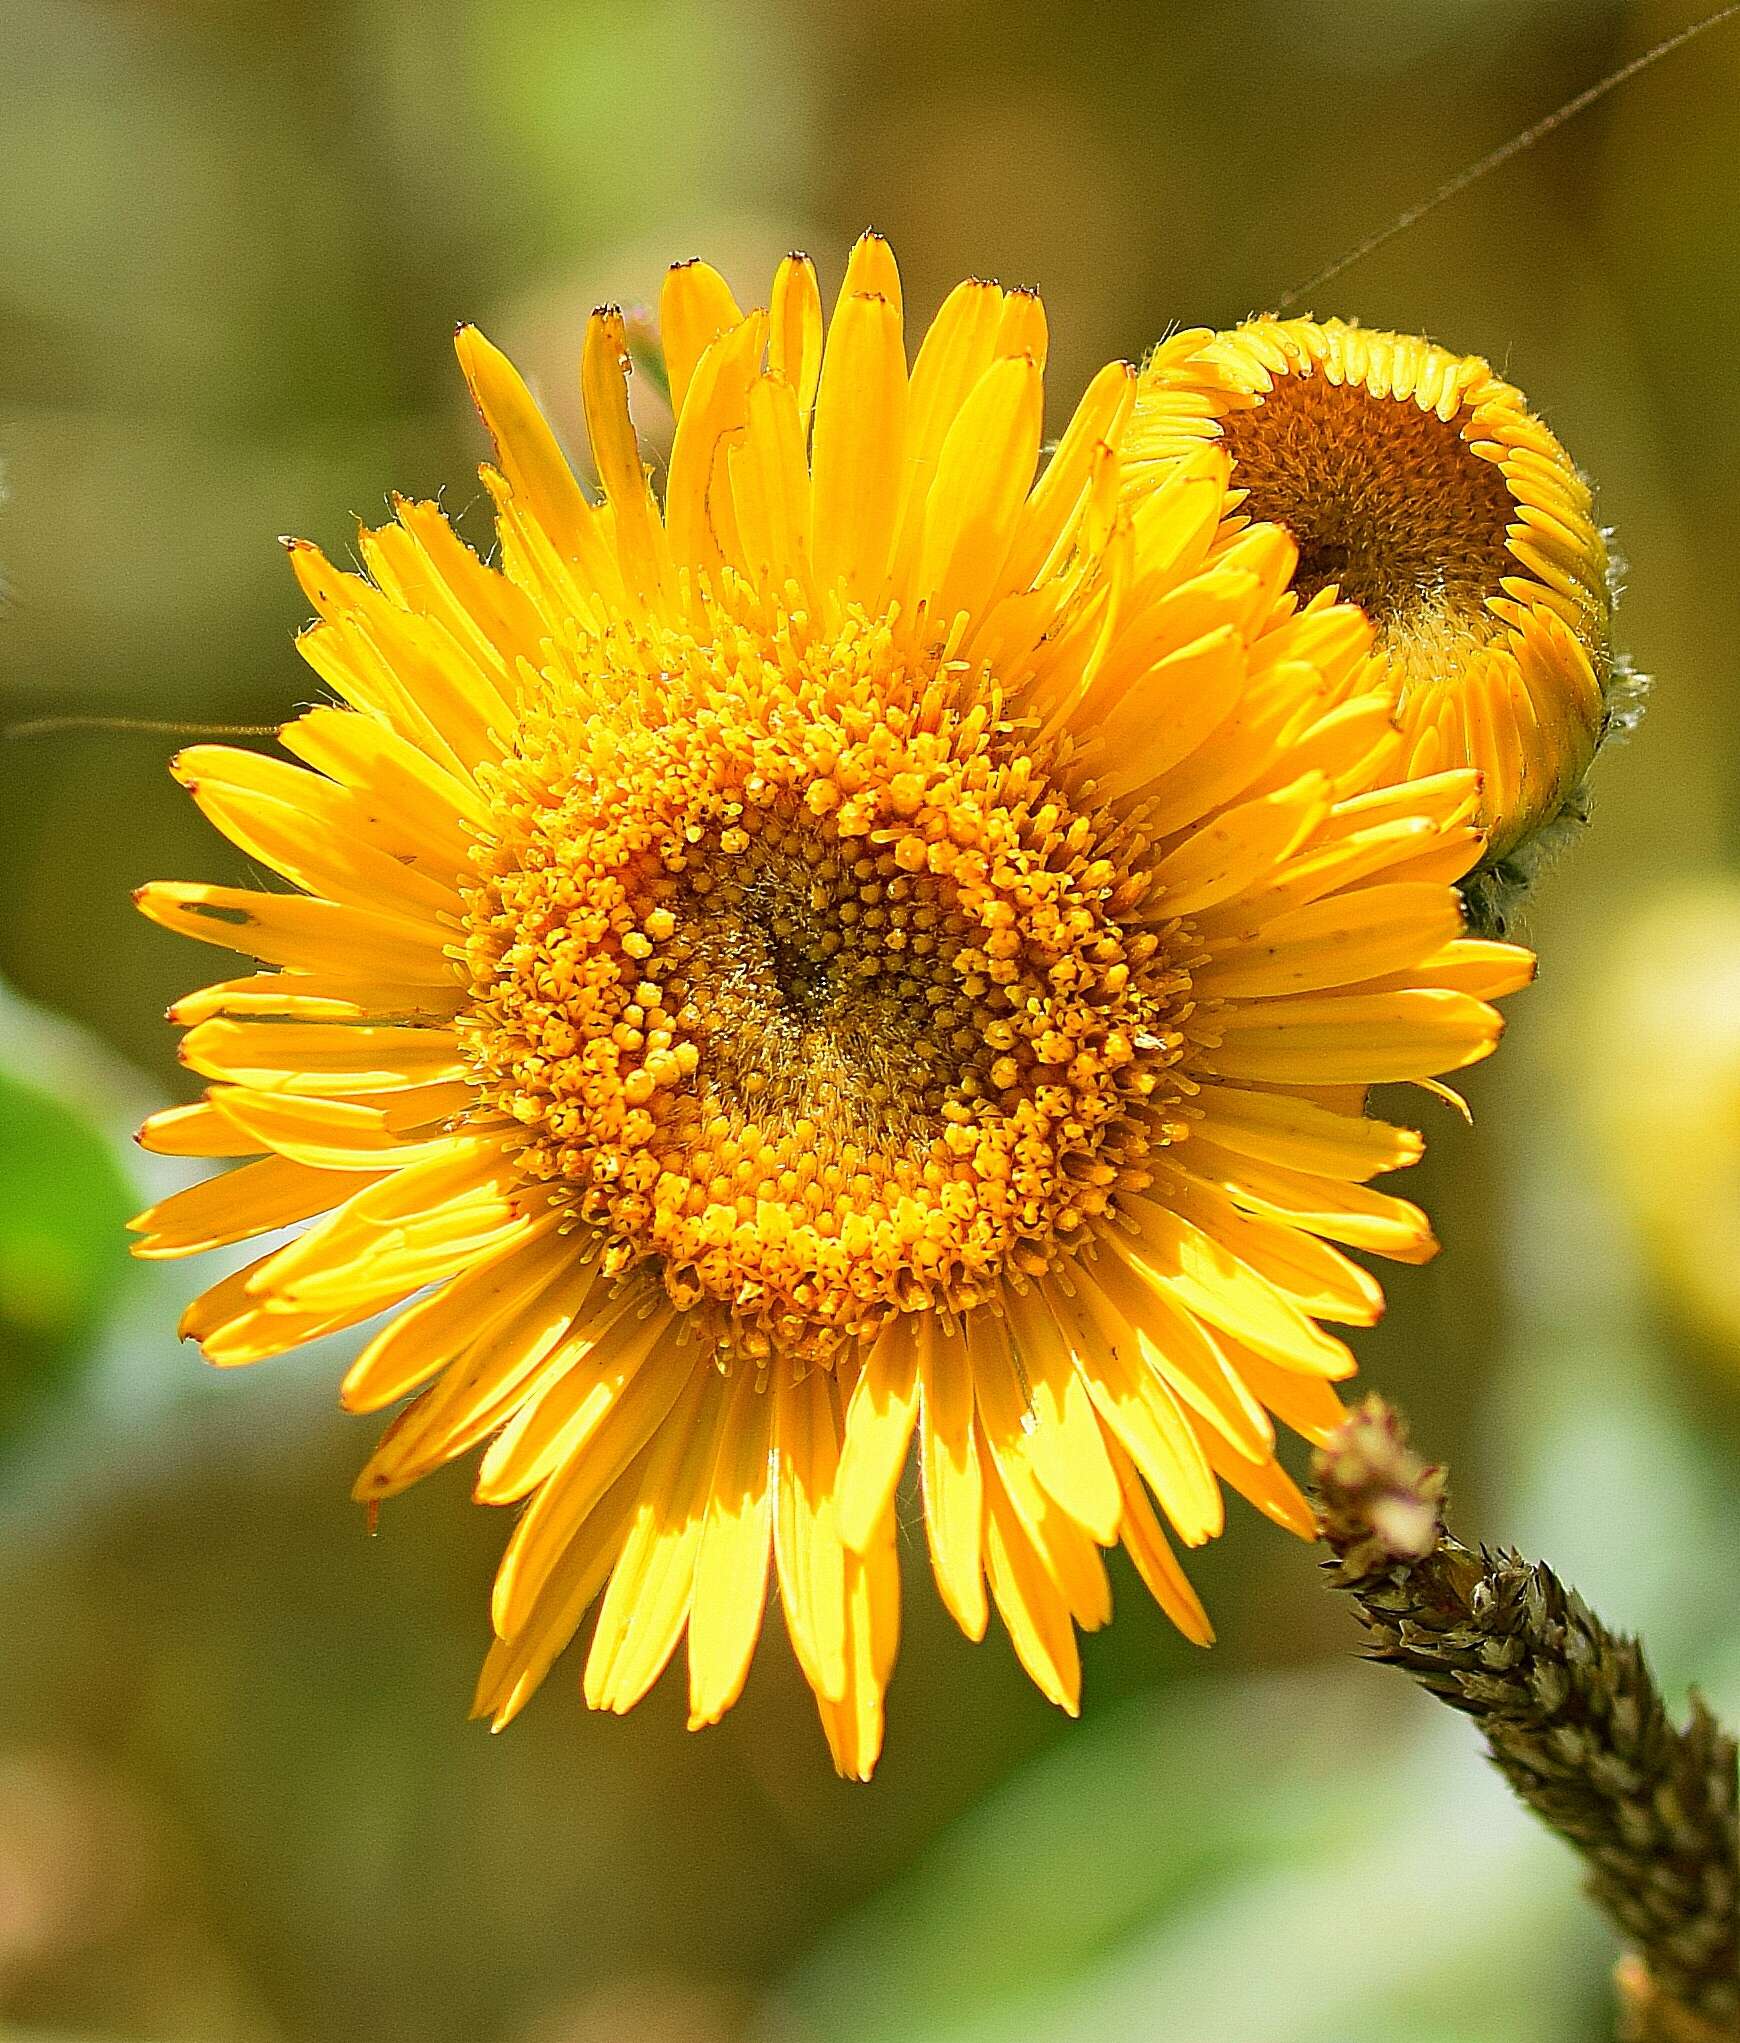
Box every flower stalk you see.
[1312,1398,1738,2039]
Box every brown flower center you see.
[1219,372,1519,694]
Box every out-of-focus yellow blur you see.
[3,3,1738,2038]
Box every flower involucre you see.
[131,239,1531,1776]
[1129,317,1615,872]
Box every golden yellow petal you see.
[773,1365,850,1706]
[1193,881,1465,1000]
[1193,1084,1423,1182]
[915,1320,988,1641]
[1106,1439,1215,1647]
[339,1216,573,1413]
[993,1286,1123,1546]
[687,1364,776,1729]
[129,1154,371,1259]
[135,882,457,985]
[809,285,908,608]
[1202,987,1502,1085]
[981,1451,1082,1714]
[178,1018,466,1096]
[581,305,670,608]
[585,1362,727,1714]
[472,1449,646,1731]
[815,1476,901,1781]
[659,259,743,418]
[767,252,823,428]
[836,1314,922,1555]
[136,1097,264,1159]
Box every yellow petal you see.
[455,324,602,587]
[815,1480,901,1781]
[338,1217,572,1413]
[135,882,457,986]
[352,1251,603,1498]
[255,1137,519,1304]
[1148,774,1331,920]
[371,494,547,684]
[836,1315,921,1553]
[997,1285,1124,1545]
[1186,1138,1438,1264]
[585,1363,726,1714]
[1194,1084,1423,1182]
[729,373,815,599]
[288,571,473,778]
[1106,1440,1214,1646]
[1193,882,1466,1000]
[137,1098,263,1159]
[916,1320,987,1640]
[1090,625,1249,800]
[969,1350,1111,1633]
[836,228,902,324]
[910,354,1044,628]
[889,278,1005,595]
[981,1450,1081,1714]
[1158,1170,1386,1327]
[1075,1250,1274,1464]
[178,1018,466,1095]
[473,1292,674,1508]
[1356,936,1536,1000]
[993,284,1047,371]
[809,286,908,608]
[472,1449,646,1730]
[768,252,823,429]
[209,1087,466,1171]
[1048,1274,1222,1545]
[481,1315,694,1634]
[279,704,487,853]
[1108,1203,1354,1378]
[581,305,669,608]
[129,1154,368,1259]
[996,358,1136,596]
[1223,1340,1350,1447]
[171,745,462,915]
[773,1364,849,1705]
[1200,1425,1318,1537]
[659,259,743,417]
[1202,988,1503,1085]
[687,1366,776,1728]
[664,311,766,584]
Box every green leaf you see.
[0,1065,135,1447]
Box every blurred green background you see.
[3,1,1739,2037]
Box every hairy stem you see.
[1312,1398,1738,2038]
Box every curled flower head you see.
[131,239,1530,1776]
[1129,316,1620,886]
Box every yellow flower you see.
[1129,317,1618,883]
[130,238,1531,1777]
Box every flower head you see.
[131,239,1530,1776]
[1129,317,1618,884]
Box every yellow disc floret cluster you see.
[464,609,1180,1366]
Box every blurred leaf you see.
[766,1668,1602,2043]
[0,1062,134,1448]
[1575,880,1740,1373]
